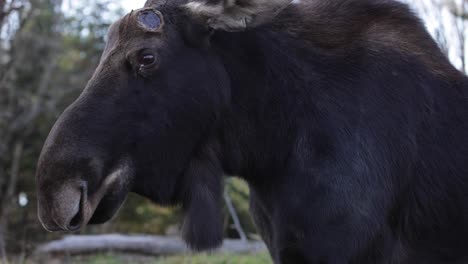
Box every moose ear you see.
[136,8,164,32]
[184,0,292,32]
[181,147,224,251]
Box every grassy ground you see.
[49,252,272,264]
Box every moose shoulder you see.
[36,0,468,263]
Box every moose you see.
[36,0,468,263]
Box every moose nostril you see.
[68,207,82,231]
[38,180,88,232]
[66,184,85,231]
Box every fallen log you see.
[35,234,266,257]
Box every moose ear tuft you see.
[137,8,164,32]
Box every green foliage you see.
[154,252,272,264]
[110,194,182,235]
[58,252,272,264]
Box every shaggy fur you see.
[184,0,291,30]
[36,0,468,263]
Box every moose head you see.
[36,0,291,250]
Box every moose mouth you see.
[68,185,127,231]
[38,163,132,232]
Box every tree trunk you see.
[35,235,266,257]
[0,226,7,264]
[0,141,24,264]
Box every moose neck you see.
[210,28,323,185]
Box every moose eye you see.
[139,54,156,66]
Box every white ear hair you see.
[184,0,292,31]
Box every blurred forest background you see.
[0,0,467,263]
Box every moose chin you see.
[36,0,468,263]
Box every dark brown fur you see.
[268,0,459,78]
[36,0,468,263]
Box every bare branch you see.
[224,189,248,242]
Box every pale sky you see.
[122,0,147,11]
